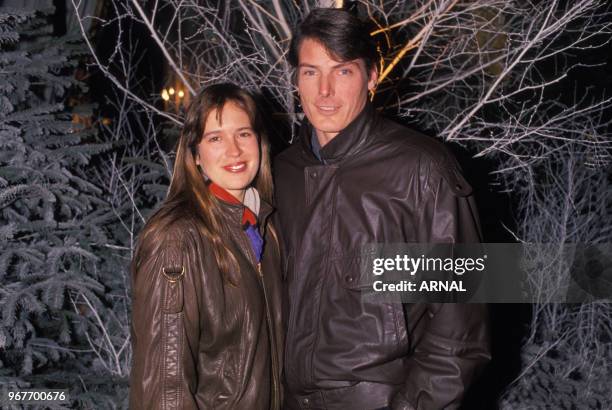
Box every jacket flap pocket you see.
[333,255,377,291]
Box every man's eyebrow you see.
[331,61,358,69]
[298,61,359,69]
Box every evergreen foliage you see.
[0,5,126,407]
[501,340,612,409]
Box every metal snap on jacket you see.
[345,275,354,283]
[311,171,318,178]
[162,266,185,282]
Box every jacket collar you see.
[212,187,274,236]
[299,102,378,164]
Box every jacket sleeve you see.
[392,162,491,410]
[129,226,199,410]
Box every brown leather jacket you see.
[129,198,283,409]
[274,103,491,410]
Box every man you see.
[274,8,490,410]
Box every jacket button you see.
[345,275,354,283]
[302,397,310,405]
[310,171,318,178]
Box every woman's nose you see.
[225,137,242,157]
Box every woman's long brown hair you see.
[134,83,274,281]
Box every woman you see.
[130,83,282,409]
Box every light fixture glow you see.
[161,89,170,101]
[178,90,185,98]
[168,87,175,95]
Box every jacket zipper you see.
[257,262,280,410]
[285,256,299,388]
[240,230,280,409]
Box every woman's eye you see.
[239,131,253,138]
[208,135,221,142]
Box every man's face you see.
[296,38,377,146]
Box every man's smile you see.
[315,104,341,115]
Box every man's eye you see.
[338,68,352,75]
[302,70,316,76]
[239,131,253,138]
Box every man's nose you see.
[319,74,333,97]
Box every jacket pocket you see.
[333,255,376,291]
[332,255,410,359]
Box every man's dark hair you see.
[288,8,378,74]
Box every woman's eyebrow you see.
[202,130,221,137]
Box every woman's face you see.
[195,101,260,202]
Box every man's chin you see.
[310,120,342,136]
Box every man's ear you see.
[367,66,378,91]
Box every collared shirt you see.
[310,129,326,164]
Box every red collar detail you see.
[209,183,257,227]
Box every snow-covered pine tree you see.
[0,4,123,406]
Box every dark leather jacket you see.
[274,103,490,410]
[129,198,283,409]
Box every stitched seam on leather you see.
[177,313,182,407]
[161,313,167,409]
[162,312,182,409]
